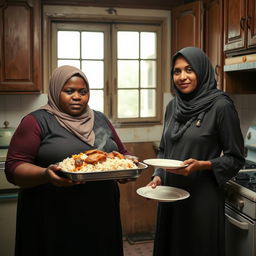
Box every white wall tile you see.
[1,95,22,127]
[116,128,135,142]
[0,96,7,127]
[1,93,256,142]
[21,94,47,116]
[230,94,242,110]
[0,95,48,128]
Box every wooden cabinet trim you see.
[247,0,256,48]
[223,0,246,52]
[0,0,42,93]
[171,1,202,56]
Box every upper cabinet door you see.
[223,0,256,54]
[0,0,42,93]
[223,0,246,52]
[247,0,256,48]
[171,1,202,56]
[204,0,223,90]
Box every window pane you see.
[89,89,104,112]
[140,89,156,117]
[118,60,139,88]
[140,32,156,59]
[58,31,80,58]
[118,90,138,118]
[117,31,139,59]
[53,22,161,123]
[82,32,104,59]
[140,60,156,88]
[58,60,80,69]
[82,61,104,89]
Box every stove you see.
[227,125,256,200]
[225,126,256,256]
[243,159,256,170]
[232,170,256,193]
[225,126,256,211]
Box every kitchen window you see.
[44,6,171,126]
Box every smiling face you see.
[173,56,197,94]
[59,75,89,116]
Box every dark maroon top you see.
[5,110,127,256]
[5,112,128,184]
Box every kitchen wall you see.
[0,93,256,141]
[229,94,256,136]
[0,93,169,143]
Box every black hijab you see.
[170,47,233,141]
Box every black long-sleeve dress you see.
[153,97,245,256]
[5,109,127,256]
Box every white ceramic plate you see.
[136,186,190,202]
[143,158,188,169]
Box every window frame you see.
[43,5,171,127]
[111,23,162,124]
[51,22,112,116]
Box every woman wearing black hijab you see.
[147,47,245,256]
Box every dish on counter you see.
[143,158,188,169]
[136,186,190,202]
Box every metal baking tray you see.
[59,162,148,182]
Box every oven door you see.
[225,204,255,256]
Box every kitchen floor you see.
[123,240,153,256]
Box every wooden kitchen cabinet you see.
[203,0,223,90]
[0,0,42,93]
[223,0,256,55]
[119,142,157,236]
[171,1,202,56]
[171,0,224,90]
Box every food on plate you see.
[58,149,137,173]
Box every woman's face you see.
[59,76,89,116]
[173,56,197,94]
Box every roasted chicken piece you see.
[106,152,115,159]
[84,151,107,164]
[107,151,125,159]
[74,158,84,167]
[75,149,126,165]
[72,153,86,168]
[85,149,106,156]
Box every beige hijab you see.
[40,65,95,146]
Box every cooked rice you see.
[58,154,137,173]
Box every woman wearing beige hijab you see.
[5,65,131,256]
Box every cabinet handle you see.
[215,64,220,76]
[247,16,252,29]
[240,17,246,30]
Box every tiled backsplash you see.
[0,94,48,128]
[0,93,256,142]
[230,94,256,136]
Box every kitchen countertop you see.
[239,168,256,173]
[0,149,8,162]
